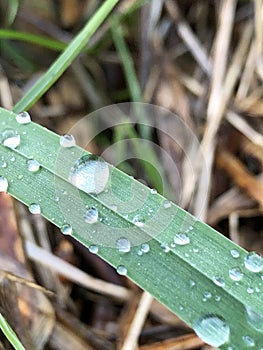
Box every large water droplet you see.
[212,276,225,287]
[244,252,263,273]
[242,335,255,347]
[16,111,31,124]
[27,159,40,173]
[229,267,244,281]
[60,134,76,148]
[83,207,98,224]
[61,224,73,235]
[116,265,127,276]
[2,129,20,149]
[245,306,263,332]
[230,249,240,258]
[132,214,145,227]
[29,203,41,214]
[116,237,131,253]
[193,315,230,347]
[69,155,109,194]
[174,232,190,245]
[0,176,8,192]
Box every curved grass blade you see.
[0,107,263,348]
[0,313,26,350]
[12,0,120,113]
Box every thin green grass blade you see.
[0,30,67,51]
[6,0,19,26]
[0,313,26,350]
[1,107,263,349]
[12,0,120,113]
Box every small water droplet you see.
[84,207,98,224]
[132,214,145,227]
[212,276,225,287]
[229,267,244,281]
[161,242,170,253]
[215,295,221,302]
[190,280,196,288]
[29,203,41,214]
[116,265,127,276]
[16,111,31,124]
[60,134,76,148]
[242,335,255,347]
[0,161,7,168]
[61,224,73,235]
[245,306,263,332]
[0,176,8,192]
[10,155,15,162]
[174,232,190,245]
[116,237,131,253]
[150,188,157,194]
[69,154,109,194]
[2,129,20,149]
[244,252,263,273]
[27,159,40,173]
[193,247,199,253]
[193,314,230,347]
[230,249,240,258]
[204,291,212,299]
[163,200,171,209]
[109,204,118,211]
[247,287,254,294]
[89,245,99,254]
[140,243,150,253]
[17,174,23,180]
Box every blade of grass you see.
[12,0,120,113]
[0,313,26,350]
[6,0,19,26]
[0,30,67,51]
[1,107,263,348]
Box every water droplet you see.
[244,252,263,273]
[247,287,254,294]
[60,134,76,148]
[16,111,31,124]
[230,249,240,258]
[242,335,255,347]
[245,306,263,332]
[2,129,20,149]
[150,188,157,194]
[190,280,196,288]
[17,174,23,180]
[83,207,98,224]
[163,200,171,209]
[193,247,199,253]
[204,291,212,299]
[116,265,127,276]
[27,159,40,173]
[109,204,118,211]
[140,243,150,253]
[10,155,15,162]
[89,245,99,254]
[116,237,131,253]
[212,276,225,287]
[161,242,170,253]
[174,232,190,245]
[215,295,221,302]
[229,267,244,281]
[61,224,73,235]
[132,214,145,227]
[29,203,41,214]
[69,155,109,194]
[0,176,8,192]
[193,314,230,347]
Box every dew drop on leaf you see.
[174,232,190,245]
[60,134,76,148]
[27,159,40,173]
[116,265,127,276]
[242,335,255,347]
[69,155,109,194]
[140,243,150,253]
[29,203,41,214]
[16,111,31,124]
[83,207,98,224]
[60,224,73,235]
[245,306,263,332]
[212,276,225,287]
[229,267,244,281]
[2,129,20,149]
[0,176,8,192]
[89,245,99,254]
[244,252,263,273]
[116,237,131,253]
[132,214,145,227]
[193,314,230,347]
[230,249,240,258]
